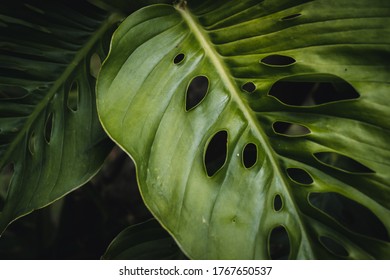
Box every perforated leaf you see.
[0,0,119,233]
[98,0,390,259]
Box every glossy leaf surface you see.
[0,0,118,233]
[98,0,390,259]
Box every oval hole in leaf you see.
[281,13,302,21]
[310,192,389,242]
[242,82,256,93]
[243,143,257,169]
[314,152,374,174]
[28,131,36,155]
[313,81,359,105]
[44,113,54,144]
[90,52,102,78]
[186,75,209,111]
[287,168,313,184]
[261,55,296,67]
[273,121,311,136]
[0,85,29,99]
[269,226,290,259]
[319,236,349,257]
[269,81,315,106]
[204,130,228,177]
[269,77,359,106]
[38,85,48,91]
[67,81,79,111]
[173,53,185,64]
[273,194,283,211]
[0,163,14,211]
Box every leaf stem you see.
[174,0,187,10]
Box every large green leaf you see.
[97,0,390,259]
[102,219,186,260]
[0,0,121,233]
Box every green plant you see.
[0,0,389,259]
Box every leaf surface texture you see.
[0,0,118,232]
[98,0,390,259]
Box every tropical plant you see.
[0,0,389,259]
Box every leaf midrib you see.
[0,12,123,170]
[176,4,287,203]
[176,3,311,256]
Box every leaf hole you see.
[273,194,283,211]
[242,82,256,93]
[186,75,209,111]
[261,55,296,67]
[269,81,315,106]
[319,236,349,258]
[28,131,37,156]
[281,13,302,21]
[0,85,29,99]
[287,168,313,184]
[204,130,228,177]
[272,121,311,136]
[67,80,79,111]
[314,152,374,174]
[310,192,389,242]
[90,52,102,79]
[173,53,185,64]
[268,77,359,106]
[243,143,257,169]
[269,225,290,259]
[44,112,54,144]
[314,81,359,104]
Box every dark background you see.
[0,146,153,259]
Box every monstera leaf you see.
[0,0,122,233]
[97,0,390,259]
[103,219,186,260]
